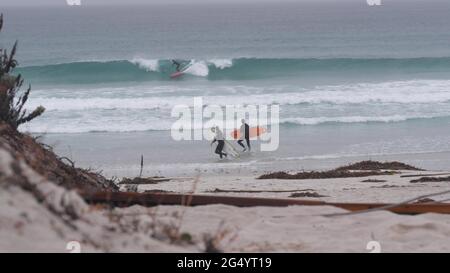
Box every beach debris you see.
[414,198,436,204]
[145,189,174,193]
[401,172,450,178]
[257,160,422,180]
[361,179,387,183]
[334,160,423,171]
[119,177,171,185]
[258,170,396,180]
[410,176,450,183]
[123,184,138,192]
[139,155,144,177]
[324,188,450,217]
[289,192,327,198]
[80,191,450,215]
[59,156,75,168]
[370,185,405,189]
[207,188,316,194]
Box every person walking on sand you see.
[211,126,228,159]
[237,119,251,152]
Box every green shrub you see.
[0,14,45,129]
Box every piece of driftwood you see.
[80,191,450,215]
[206,188,316,193]
[119,177,171,185]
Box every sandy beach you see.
[136,171,450,204]
[3,156,450,253]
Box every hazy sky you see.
[2,0,296,5]
[0,0,431,6]
[0,0,364,6]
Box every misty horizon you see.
[0,0,438,7]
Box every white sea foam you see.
[22,112,450,134]
[130,58,159,72]
[25,79,450,133]
[280,115,439,126]
[208,59,233,69]
[129,58,232,74]
[27,97,167,111]
[28,79,450,111]
[183,60,209,77]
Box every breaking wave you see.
[17,57,450,84]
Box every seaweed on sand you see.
[410,176,450,183]
[361,179,387,183]
[335,161,422,171]
[289,192,327,198]
[258,170,396,180]
[258,160,421,180]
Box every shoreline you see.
[35,125,450,179]
[37,149,450,179]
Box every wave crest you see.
[130,58,159,72]
[18,57,450,84]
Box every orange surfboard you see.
[231,126,267,140]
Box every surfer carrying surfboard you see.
[210,126,228,159]
[237,119,251,152]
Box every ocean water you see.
[2,1,450,176]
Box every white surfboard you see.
[212,141,240,158]
[225,140,240,158]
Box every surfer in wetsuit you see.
[211,126,228,159]
[171,60,182,72]
[237,119,251,152]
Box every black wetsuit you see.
[237,123,251,151]
[172,60,182,72]
[212,138,227,158]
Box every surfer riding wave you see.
[171,59,182,72]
